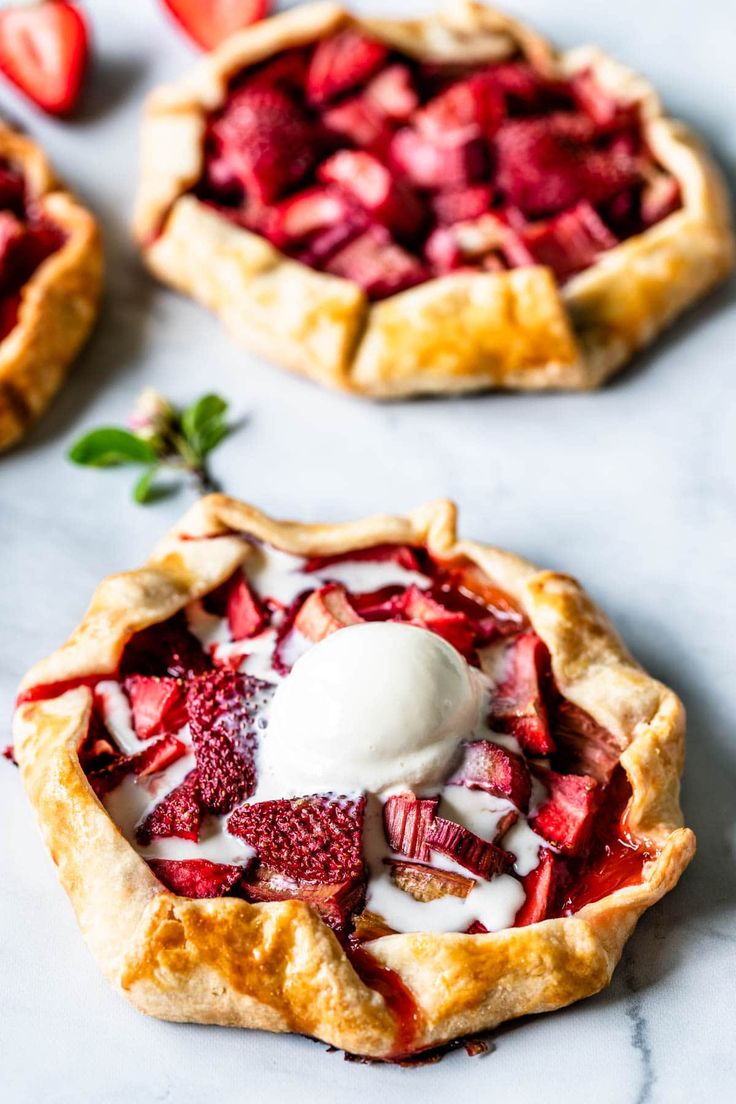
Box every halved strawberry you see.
[430,185,494,226]
[293,582,363,642]
[487,632,555,755]
[136,770,203,845]
[325,225,427,300]
[306,29,387,106]
[242,865,364,931]
[448,740,531,812]
[514,848,559,926]
[161,0,268,51]
[186,670,271,813]
[228,794,366,883]
[148,857,247,898]
[426,818,513,879]
[390,126,489,190]
[389,860,475,902]
[210,84,317,203]
[88,733,188,798]
[119,613,211,680]
[226,572,267,640]
[123,676,187,741]
[322,96,394,157]
[318,150,424,239]
[530,767,599,855]
[0,1,88,116]
[382,792,439,861]
[521,200,617,280]
[366,63,418,121]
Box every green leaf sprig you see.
[68,389,231,504]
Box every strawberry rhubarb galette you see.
[134,1,732,398]
[14,496,694,1059]
[0,121,102,451]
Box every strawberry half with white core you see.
[0,2,88,116]
[162,0,269,51]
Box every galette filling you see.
[54,540,653,941]
[192,30,681,299]
[0,159,65,339]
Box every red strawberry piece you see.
[488,632,555,755]
[148,857,248,898]
[271,590,312,677]
[226,573,267,640]
[322,96,394,157]
[424,226,464,274]
[366,63,418,121]
[448,740,531,812]
[88,733,187,798]
[186,670,270,813]
[530,767,599,855]
[553,699,627,784]
[306,29,387,106]
[293,582,363,643]
[416,74,504,141]
[382,793,439,860]
[514,848,559,925]
[162,0,268,51]
[521,200,617,280]
[119,613,211,680]
[393,585,477,656]
[389,860,475,902]
[249,47,308,92]
[426,817,513,880]
[484,61,546,111]
[390,125,489,190]
[325,225,427,301]
[124,676,187,741]
[210,84,317,203]
[465,919,489,934]
[228,794,366,883]
[242,866,365,931]
[267,186,355,249]
[0,1,88,116]
[136,770,203,845]
[318,150,424,239]
[430,185,494,226]
[641,173,680,227]
[303,544,423,576]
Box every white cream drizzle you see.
[95,680,152,755]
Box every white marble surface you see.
[1,1,734,1100]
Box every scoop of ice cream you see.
[256,621,481,798]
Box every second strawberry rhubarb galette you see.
[134,1,732,397]
[14,496,694,1059]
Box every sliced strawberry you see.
[0,1,88,115]
[322,96,394,157]
[136,771,203,845]
[530,767,599,855]
[267,185,355,249]
[119,613,211,680]
[228,794,366,883]
[488,632,554,755]
[416,73,504,141]
[318,150,424,239]
[393,585,477,656]
[186,670,271,813]
[293,582,363,643]
[382,793,439,861]
[124,676,187,741]
[89,733,187,798]
[226,573,267,640]
[325,225,427,300]
[210,84,317,203]
[521,200,617,280]
[148,858,247,898]
[430,185,494,226]
[242,865,364,931]
[426,817,513,879]
[641,173,680,227]
[389,859,475,902]
[390,126,489,190]
[448,740,531,812]
[162,0,268,51]
[514,848,559,925]
[306,29,387,106]
[366,63,418,121]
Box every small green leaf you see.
[181,394,229,458]
[69,428,157,468]
[132,464,159,504]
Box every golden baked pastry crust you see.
[133,0,733,398]
[13,495,695,1058]
[0,122,103,452]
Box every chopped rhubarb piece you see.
[304,543,423,575]
[383,793,439,860]
[325,225,427,300]
[119,613,210,680]
[553,700,626,783]
[393,585,477,656]
[390,126,489,190]
[293,582,363,642]
[186,670,271,813]
[296,216,369,267]
[571,68,622,129]
[641,173,680,226]
[448,740,531,812]
[352,909,396,942]
[226,573,267,640]
[366,63,418,121]
[136,771,203,845]
[123,676,187,740]
[416,73,504,140]
[424,226,464,273]
[148,858,247,899]
[531,768,599,855]
[494,809,519,842]
[306,29,388,105]
[242,865,364,931]
[389,860,475,902]
[521,200,617,280]
[488,632,555,755]
[426,818,513,879]
[514,848,560,925]
[210,84,317,203]
[430,185,493,226]
[228,794,366,883]
[318,151,424,239]
[322,96,394,157]
[89,733,187,798]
